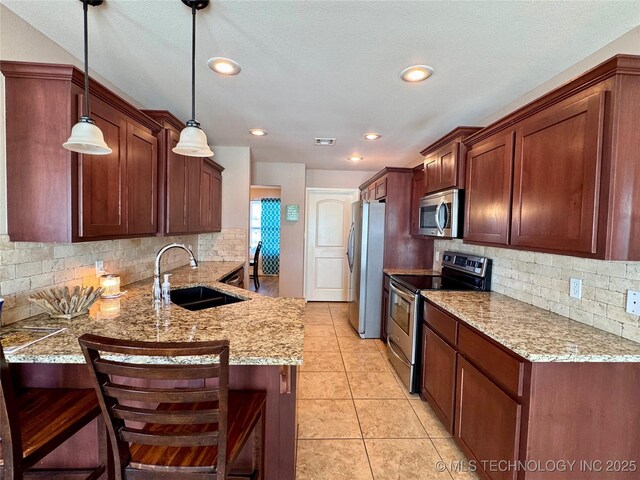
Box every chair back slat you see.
[112,404,219,425]
[103,383,219,403]
[120,428,219,447]
[95,358,221,380]
[78,333,230,476]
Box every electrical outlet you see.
[569,278,582,299]
[95,260,105,277]
[435,251,440,262]
[627,290,640,316]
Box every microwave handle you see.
[434,200,445,234]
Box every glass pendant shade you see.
[173,124,214,157]
[63,117,112,155]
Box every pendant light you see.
[173,0,214,158]
[63,0,111,155]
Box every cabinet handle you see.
[279,365,292,394]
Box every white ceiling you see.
[2,0,639,171]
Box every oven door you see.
[387,282,416,362]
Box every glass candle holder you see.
[100,274,121,298]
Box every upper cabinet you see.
[142,110,224,236]
[410,165,425,236]
[420,127,481,195]
[463,55,640,260]
[464,131,514,245]
[360,168,433,269]
[1,61,162,242]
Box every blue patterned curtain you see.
[261,198,281,275]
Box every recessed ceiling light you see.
[348,155,363,162]
[400,65,434,82]
[249,128,267,136]
[208,57,241,75]
[363,132,381,141]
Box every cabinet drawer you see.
[458,324,524,397]
[374,177,387,199]
[423,302,457,346]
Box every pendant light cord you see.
[83,0,90,118]
[191,3,196,122]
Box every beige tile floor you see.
[296,302,479,480]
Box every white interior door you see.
[305,189,359,301]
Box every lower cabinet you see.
[381,276,390,342]
[455,356,521,480]
[421,326,457,433]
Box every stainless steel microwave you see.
[418,188,462,237]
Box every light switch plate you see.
[627,290,640,316]
[95,260,104,277]
[569,278,582,299]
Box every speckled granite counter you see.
[383,268,440,276]
[3,261,304,366]
[422,291,640,362]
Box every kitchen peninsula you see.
[2,261,304,480]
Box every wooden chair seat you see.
[17,388,101,466]
[129,390,266,469]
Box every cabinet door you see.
[410,168,424,235]
[438,142,459,191]
[126,123,158,235]
[374,177,387,200]
[211,167,222,232]
[187,159,202,233]
[511,92,605,254]
[165,129,189,234]
[78,98,127,238]
[456,356,521,480]
[422,327,457,433]
[424,155,440,194]
[367,184,376,200]
[464,132,514,245]
[199,160,220,232]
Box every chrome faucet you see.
[153,243,198,302]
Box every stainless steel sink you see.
[170,286,245,311]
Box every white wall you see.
[212,147,251,231]
[480,26,640,126]
[252,162,306,297]
[305,169,377,189]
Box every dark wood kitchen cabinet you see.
[420,299,640,480]
[464,131,514,245]
[510,91,605,255]
[1,61,163,242]
[143,110,224,235]
[420,127,480,195]
[463,55,640,260]
[456,357,521,480]
[410,165,424,236]
[359,168,433,270]
[421,326,457,433]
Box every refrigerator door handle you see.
[346,223,355,271]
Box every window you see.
[250,200,262,248]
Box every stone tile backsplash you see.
[198,229,247,262]
[0,229,247,325]
[434,239,640,344]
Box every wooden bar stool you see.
[0,345,105,480]
[78,334,266,480]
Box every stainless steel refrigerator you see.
[346,200,386,338]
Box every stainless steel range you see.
[386,251,492,392]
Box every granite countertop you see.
[384,268,441,276]
[422,291,640,362]
[2,261,304,366]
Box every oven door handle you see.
[390,283,415,303]
[387,338,411,368]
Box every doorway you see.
[304,188,359,301]
[250,186,281,296]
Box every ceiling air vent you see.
[315,137,336,146]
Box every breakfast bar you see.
[2,262,305,480]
